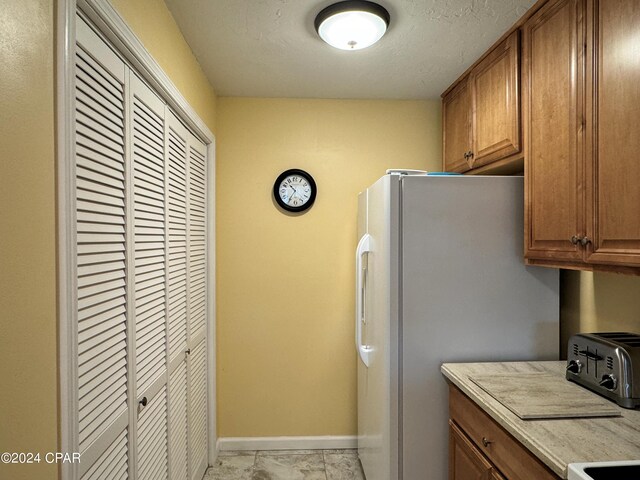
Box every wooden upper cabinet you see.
[585,0,640,267]
[442,31,522,173]
[523,0,586,262]
[443,78,472,173]
[524,0,640,271]
[470,31,521,169]
[440,0,640,271]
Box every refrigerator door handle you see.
[356,233,372,367]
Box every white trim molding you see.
[217,436,358,452]
[56,0,78,479]
[206,140,217,464]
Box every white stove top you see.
[568,460,640,479]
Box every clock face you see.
[273,169,317,212]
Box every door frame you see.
[56,2,217,479]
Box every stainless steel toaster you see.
[566,332,640,409]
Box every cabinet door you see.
[449,421,492,480]
[443,79,472,173]
[470,31,521,169]
[586,0,640,266]
[523,0,586,262]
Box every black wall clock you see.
[273,169,317,213]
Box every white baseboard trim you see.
[217,436,358,452]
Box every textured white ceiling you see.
[164,0,535,100]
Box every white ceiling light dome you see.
[314,1,391,51]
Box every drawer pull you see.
[482,437,492,447]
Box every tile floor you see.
[205,449,365,480]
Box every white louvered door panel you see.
[167,113,189,365]
[188,337,208,480]
[80,429,128,480]
[166,111,190,480]
[75,16,130,480]
[188,136,207,342]
[129,72,169,480]
[187,134,208,480]
[168,360,188,480]
[130,73,167,399]
[137,385,168,480]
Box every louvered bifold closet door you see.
[73,14,210,480]
[74,16,130,480]
[129,73,169,480]
[188,134,208,480]
[166,111,189,480]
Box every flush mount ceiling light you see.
[314,1,390,51]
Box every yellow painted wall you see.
[0,2,215,479]
[561,271,640,356]
[216,97,442,437]
[111,0,217,133]
[0,1,58,479]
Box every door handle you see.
[356,234,372,367]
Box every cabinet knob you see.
[468,151,474,158]
[463,152,469,160]
[570,235,582,245]
[139,396,148,408]
[580,236,592,246]
[482,437,492,447]
[186,348,191,355]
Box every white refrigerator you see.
[356,173,559,480]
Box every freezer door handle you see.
[356,234,372,367]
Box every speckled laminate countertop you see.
[441,361,640,479]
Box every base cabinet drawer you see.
[449,385,560,480]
